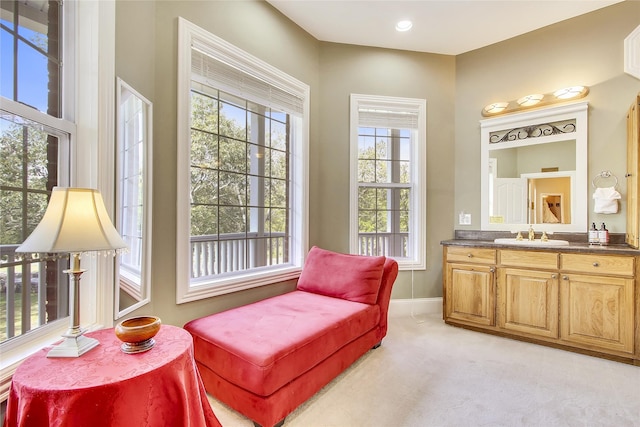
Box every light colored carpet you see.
[207,314,640,427]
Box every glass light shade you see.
[395,20,413,32]
[483,102,509,115]
[516,94,544,107]
[16,187,127,254]
[553,86,587,100]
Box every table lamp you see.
[16,187,127,357]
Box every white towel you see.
[593,186,621,214]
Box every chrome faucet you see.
[528,225,535,241]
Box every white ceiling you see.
[266,0,624,55]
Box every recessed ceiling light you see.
[395,20,413,32]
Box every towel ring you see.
[592,170,618,188]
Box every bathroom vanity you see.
[442,234,640,365]
[449,96,640,364]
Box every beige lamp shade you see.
[16,187,127,254]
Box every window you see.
[177,18,309,302]
[1,0,115,395]
[1,0,72,344]
[350,94,426,270]
[116,78,152,315]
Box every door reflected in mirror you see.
[530,176,571,224]
[115,78,153,319]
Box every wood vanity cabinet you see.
[443,247,496,327]
[627,93,639,249]
[559,253,635,355]
[497,250,559,340]
[443,245,639,365]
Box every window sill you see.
[176,266,303,304]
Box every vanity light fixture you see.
[482,85,589,117]
[395,20,413,32]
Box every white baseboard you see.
[388,297,443,318]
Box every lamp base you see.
[47,334,100,358]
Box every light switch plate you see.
[459,213,472,225]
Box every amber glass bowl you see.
[115,316,161,354]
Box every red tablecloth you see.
[4,325,221,427]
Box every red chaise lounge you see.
[184,246,399,427]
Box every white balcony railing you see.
[190,233,288,279]
[0,245,67,342]
[191,231,407,280]
[358,232,409,258]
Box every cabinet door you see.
[560,273,634,354]
[626,94,640,248]
[445,263,495,326]
[497,268,559,339]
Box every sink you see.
[494,238,570,246]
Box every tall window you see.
[116,79,152,307]
[0,1,72,343]
[350,94,426,270]
[177,18,309,302]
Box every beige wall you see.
[115,0,640,325]
[455,1,640,235]
[315,43,455,299]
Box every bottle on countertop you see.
[599,223,609,246]
[589,222,599,245]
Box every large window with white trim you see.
[177,18,309,302]
[0,0,71,344]
[1,1,114,396]
[350,94,426,270]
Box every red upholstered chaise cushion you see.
[184,290,380,397]
[296,246,386,304]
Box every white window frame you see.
[115,78,153,317]
[176,18,309,303]
[349,94,426,270]
[0,0,115,399]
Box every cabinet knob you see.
[592,262,599,267]
[467,253,473,258]
[489,267,495,273]
[563,275,569,280]
[551,274,557,279]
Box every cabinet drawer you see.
[499,250,558,270]
[560,254,635,276]
[446,247,496,265]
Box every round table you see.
[4,325,221,427]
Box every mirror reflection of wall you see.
[115,78,153,319]
[490,140,576,178]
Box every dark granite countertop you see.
[441,230,640,256]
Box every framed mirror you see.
[115,78,153,318]
[480,102,588,232]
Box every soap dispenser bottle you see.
[589,222,599,245]
[599,223,609,246]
